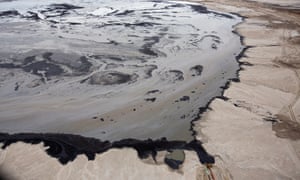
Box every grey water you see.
[0,0,242,142]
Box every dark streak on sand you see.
[0,52,93,80]
[190,65,203,76]
[0,133,215,168]
[179,96,190,102]
[0,10,20,17]
[160,70,184,83]
[145,97,156,102]
[139,36,161,57]
[40,3,83,18]
[189,20,247,142]
[190,4,234,19]
[88,71,138,85]
[146,89,160,94]
[0,63,21,69]
[23,61,64,78]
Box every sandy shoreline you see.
[1,0,300,179]
[192,0,300,179]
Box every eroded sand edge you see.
[193,0,300,179]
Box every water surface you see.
[0,0,242,142]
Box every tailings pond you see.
[0,0,243,142]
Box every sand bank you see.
[191,0,300,179]
[0,142,232,180]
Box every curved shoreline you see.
[0,1,245,179]
[1,0,300,179]
[0,0,242,142]
[0,1,244,179]
[0,0,246,168]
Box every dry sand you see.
[1,0,300,179]
[0,142,206,180]
[192,0,300,179]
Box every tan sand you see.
[191,0,300,179]
[1,0,300,179]
[0,142,230,180]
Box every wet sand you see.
[1,0,300,179]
